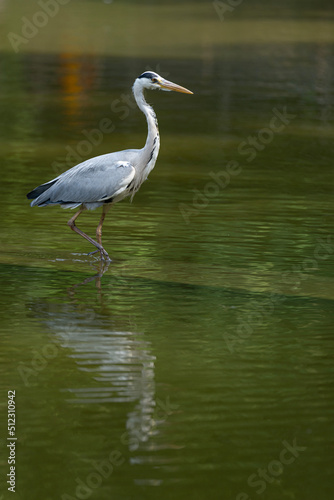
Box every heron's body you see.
[27,71,192,261]
[30,149,153,210]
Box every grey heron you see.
[27,71,193,261]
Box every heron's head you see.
[136,71,193,94]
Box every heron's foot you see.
[87,247,111,262]
[100,248,111,262]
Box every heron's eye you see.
[151,78,158,83]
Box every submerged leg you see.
[67,207,111,261]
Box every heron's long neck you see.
[133,82,160,172]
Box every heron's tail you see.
[27,179,58,206]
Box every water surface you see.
[0,1,334,499]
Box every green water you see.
[0,1,334,499]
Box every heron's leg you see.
[96,204,112,246]
[67,207,111,261]
[87,204,112,257]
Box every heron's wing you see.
[31,158,136,206]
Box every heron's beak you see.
[159,78,193,94]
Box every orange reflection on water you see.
[58,52,97,122]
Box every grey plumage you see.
[28,154,136,209]
[27,71,193,261]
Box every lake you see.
[0,1,333,499]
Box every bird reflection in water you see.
[30,271,158,452]
[66,259,111,295]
